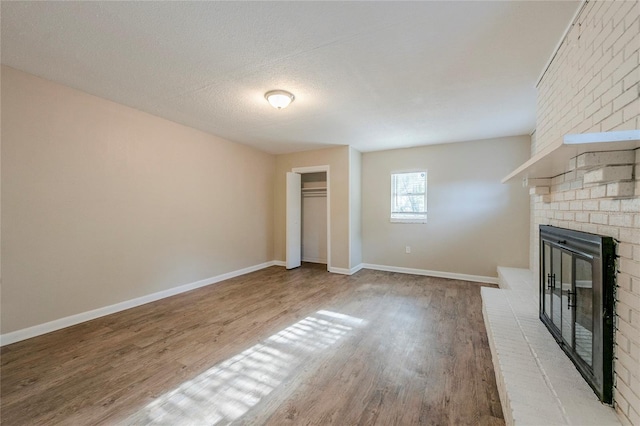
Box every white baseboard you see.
[1,260,498,346]
[328,266,352,275]
[275,261,493,283]
[0,261,279,347]
[361,263,498,284]
[350,263,364,275]
[326,265,363,275]
[301,257,327,264]
[273,260,360,275]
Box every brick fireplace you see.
[484,1,639,424]
[528,1,640,424]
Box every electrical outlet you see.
[405,246,411,254]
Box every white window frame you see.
[390,170,427,224]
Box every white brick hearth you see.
[482,267,620,425]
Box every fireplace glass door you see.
[541,243,591,368]
[575,256,593,367]
[539,225,614,404]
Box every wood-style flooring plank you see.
[1,263,503,425]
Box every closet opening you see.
[286,165,330,271]
[301,172,327,266]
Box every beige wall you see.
[274,146,350,270]
[349,147,362,269]
[1,66,275,334]
[362,136,531,278]
[531,2,640,423]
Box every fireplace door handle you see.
[567,290,576,309]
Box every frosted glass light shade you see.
[265,90,295,109]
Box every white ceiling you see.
[1,1,579,154]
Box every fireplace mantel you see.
[502,130,640,183]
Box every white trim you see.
[535,0,587,87]
[328,266,352,275]
[291,165,329,174]
[302,257,327,264]
[390,218,428,224]
[273,261,362,276]
[0,261,278,347]
[348,148,352,274]
[350,263,364,275]
[292,165,331,272]
[1,260,497,346]
[361,263,498,284]
[328,263,364,275]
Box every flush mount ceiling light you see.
[265,90,295,109]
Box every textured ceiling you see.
[1,1,579,154]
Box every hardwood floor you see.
[1,264,504,425]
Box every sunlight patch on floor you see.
[125,310,366,425]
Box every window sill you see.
[390,218,427,224]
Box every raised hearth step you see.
[481,267,620,426]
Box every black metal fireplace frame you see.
[539,225,615,404]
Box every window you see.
[390,171,427,223]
